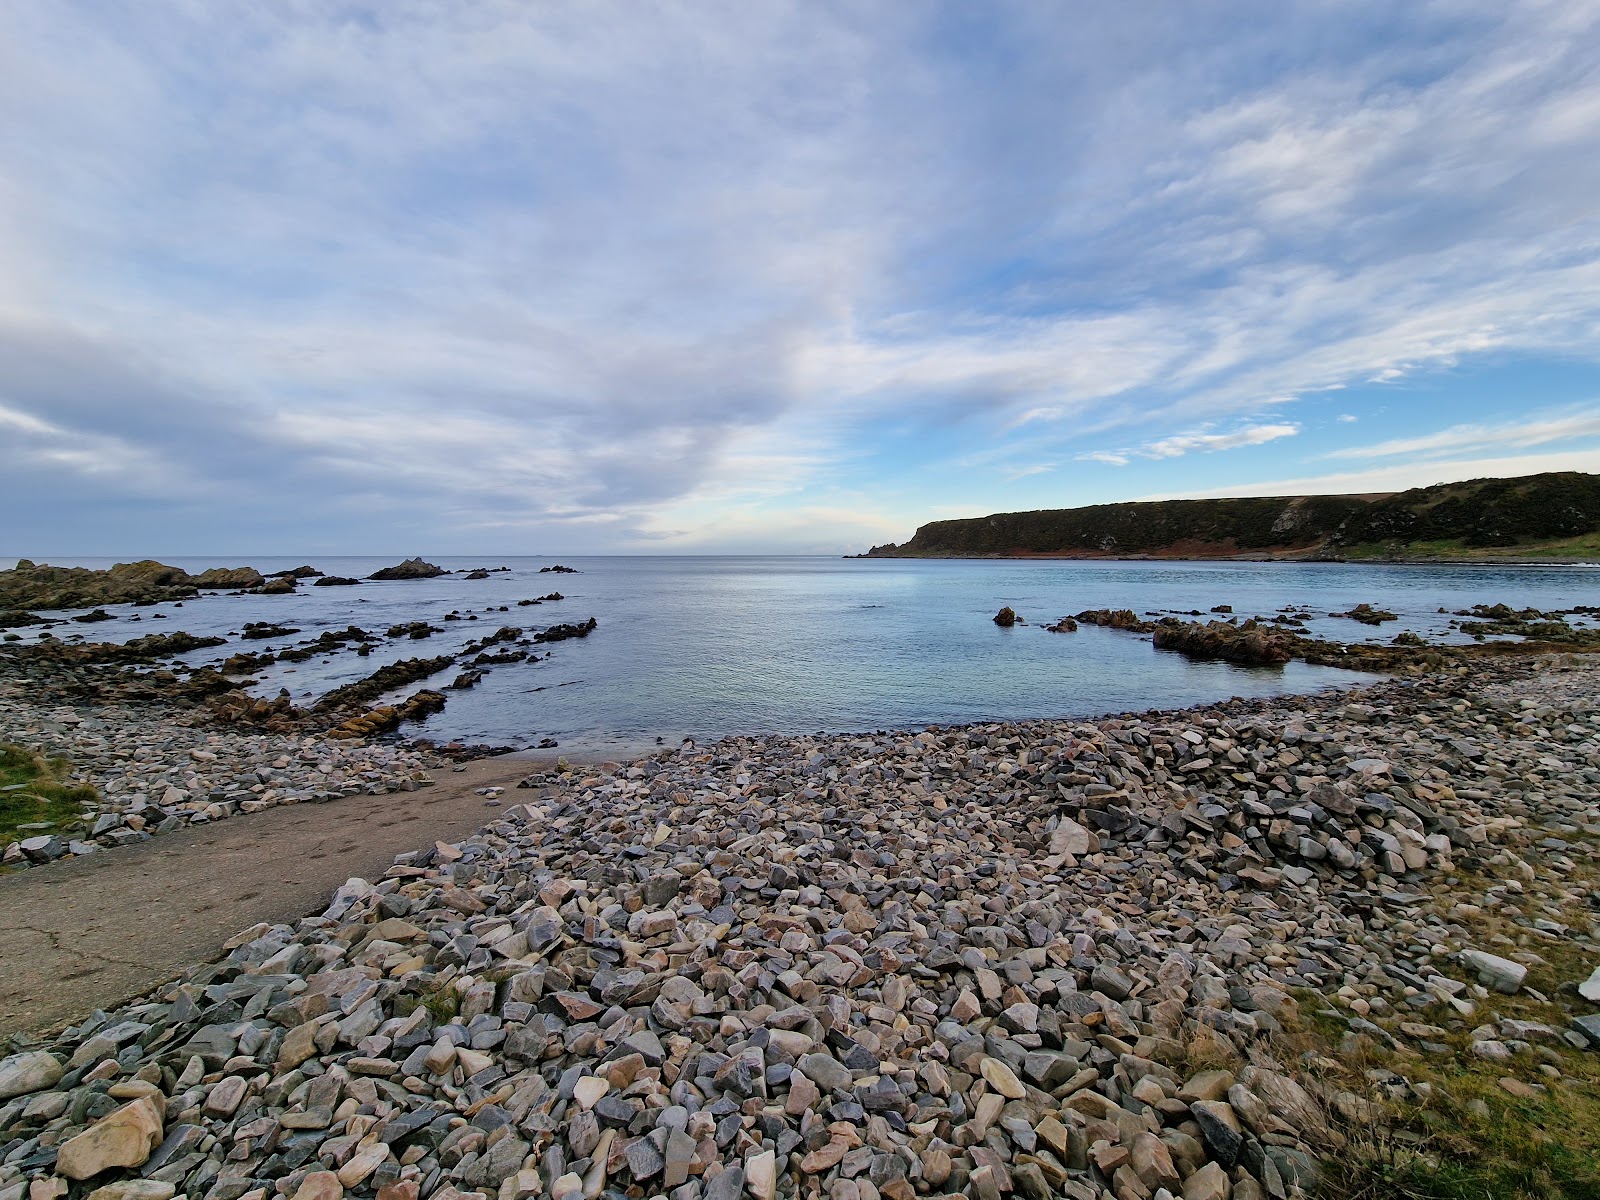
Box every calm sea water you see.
[5,556,1596,755]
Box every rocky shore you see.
[0,684,440,870]
[2,654,1597,1200]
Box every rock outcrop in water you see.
[1150,619,1293,666]
[0,561,199,611]
[370,559,450,581]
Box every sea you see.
[4,556,1596,757]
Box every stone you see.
[1130,1131,1180,1190]
[1182,1161,1231,1200]
[797,1053,853,1093]
[980,1056,1025,1099]
[56,1096,165,1179]
[1460,949,1527,994]
[1189,1101,1243,1168]
[1579,965,1600,1003]
[203,1074,248,1117]
[85,1183,177,1200]
[746,1149,777,1200]
[337,1145,390,1188]
[0,1051,63,1099]
[290,1172,344,1200]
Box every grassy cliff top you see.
[862,471,1600,562]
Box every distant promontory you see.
[858,471,1600,561]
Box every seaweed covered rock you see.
[1075,608,1154,632]
[1152,618,1293,665]
[0,559,200,610]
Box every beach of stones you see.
[2,655,1599,1200]
[1,697,440,870]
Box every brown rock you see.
[55,1097,165,1180]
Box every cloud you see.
[1142,448,1600,501]
[2,2,1600,549]
[1140,422,1300,460]
[1326,408,1600,460]
[1337,413,1358,423]
[1075,421,1300,468]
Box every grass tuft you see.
[0,742,97,847]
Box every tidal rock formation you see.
[1152,618,1293,666]
[190,566,265,589]
[369,557,448,581]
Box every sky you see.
[3,1,1600,555]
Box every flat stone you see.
[56,1096,165,1180]
[85,1184,177,1200]
[0,1051,63,1100]
[980,1057,1025,1099]
[1460,949,1527,994]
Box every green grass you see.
[1304,855,1600,1200]
[0,743,97,847]
[1341,532,1600,561]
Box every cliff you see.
[861,471,1600,560]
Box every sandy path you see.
[0,754,566,1038]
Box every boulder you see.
[0,1051,63,1099]
[55,1096,165,1179]
[993,607,1018,627]
[1460,949,1527,994]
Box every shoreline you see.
[1,651,1597,1199]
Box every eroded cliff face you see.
[863,471,1600,559]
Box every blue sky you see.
[2,1,1600,554]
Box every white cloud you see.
[1140,422,1300,460]
[1337,413,1358,423]
[1326,408,1600,460]
[1143,448,1600,501]
[2,2,1600,549]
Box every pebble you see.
[0,698,439,868]
[1,654,1597,1200]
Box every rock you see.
[1152,619,1291,666]
[0,1051,63,1099]
[191,567,265,589]
[1048,817,1091,858]
[1189,1101,1243,1167]
[993,607,1018,627]
[797,1053,853,1094]
[1460,949,1528,994]
[980,1057,1025,1099]
[368,558,448,581]
[290,1172,343,1200]
[1130,1132,1180,1191]
[1182,1161,1231,1200]
[746,1149,776,1200]
[1579,965,1600,1003]
[1570,1014,1600,1047]
[84,1184,176,1200]
[55,1096,165,1179]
